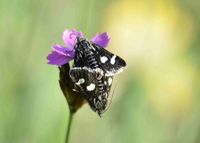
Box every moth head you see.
[76,37,85,43]
[76,37,92,50]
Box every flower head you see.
[47,29,110,66]
[91,32,110,48]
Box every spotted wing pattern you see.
[69,38,126,116]
[92,43,127,76]
[69,67,113,115]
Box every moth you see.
[69,37,126,116]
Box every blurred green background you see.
[1,0,200,143]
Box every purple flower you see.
[47,29,110,66]
[62,28,84,49]
[91,32,110,48]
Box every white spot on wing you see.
[87,83,95,91]
[108,77,112,86]
[100,56,108,63]
[98,96,102,100]
[110,55,116,65]
[76,78,85,85]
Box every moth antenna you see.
[68,31,83,51]
[76,36,81,43]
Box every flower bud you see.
[59,63,85,113]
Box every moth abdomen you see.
[86,54,99,69]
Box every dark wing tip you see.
[120,57,127,68]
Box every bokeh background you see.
[1,0,200,143]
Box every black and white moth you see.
[69,37,126,116]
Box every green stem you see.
[65,112,74,143]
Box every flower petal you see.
[91,32,110,48]
[47,45,74,66]
[63,29,84,48]
[54,44,75,58]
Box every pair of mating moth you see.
[69,37,126,116]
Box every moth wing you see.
[69,67,113,116]
[69,67,98,95]
[92,43,127,76]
